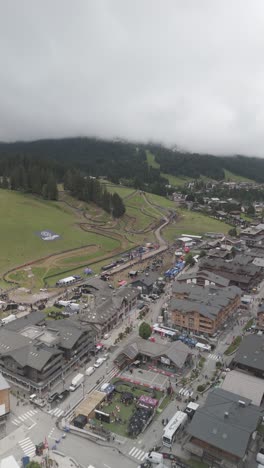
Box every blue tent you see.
[84,268,93,275]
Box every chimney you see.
[224,412,229,418]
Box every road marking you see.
[103,464,112,468]
[133,449,141,458]
[138,451,147,461]
[19,415,26,421]
[208,353,221,361]
[48,407,64,418]
[129,447,147,460]
[28,421,37,430]
[18,437,36,457]
[129,447,138,456]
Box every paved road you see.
[3,415,138,468]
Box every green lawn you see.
[126,205,155,231]
[163,209,230,241]
[241,213,253,222]
[145,193,176,210]
[146,150,160,169]
[102,183,136,198]
[224,169,255,183]
[188,460,209,468]
[146,150,191,187]
[161,172,192,187]
[0,190,96,274]
[243,318,254,331]
[224,336,242,355]
[128,194,160,219]
[93,380,164,437]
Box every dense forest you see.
[0,154,125,218]
[0,137,264,192]
[0,139,168,195]
[151,145,264,182]
[64,169,125,218]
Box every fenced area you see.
[120,367,170,391]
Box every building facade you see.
[167,284,241,336]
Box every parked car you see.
[94,358,104,368]
[141,294,153,303]
[149,293,159,300]
[102,353,110,361]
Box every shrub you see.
[139,321,152,340]
[197,384,206,392]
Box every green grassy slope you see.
[224,169,255,183]
[0,190,97,274]
[163,209,230,241]
[0,186,231,288]
[146,151,192,187]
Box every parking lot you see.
[120,368,169,391]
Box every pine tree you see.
[63,170,73,191]
[46,172,58,200]
[10,167,20,190]
[2,175,9,189]
[31,166,42,195]
[112,193,126,218]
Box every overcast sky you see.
[1,1,264,156]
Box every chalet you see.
[187,388,261,467]
[168,283,241,336]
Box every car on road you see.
[57,389,69,402]
[94,358,104,368]
[48,392,60,404]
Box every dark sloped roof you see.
[10,344,62,371]
[0,329,29,352]
[5,311,46,331]
[165,341,190,368]
[47,319,92,349]
[0,329,62,371]
[233,334,264,372]
[121,343,138,360]
[178,270,230,287]
[188,388,260,458]
[131,272,160,287]
[169,284,241,320]
[119,338,191,369]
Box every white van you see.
[85,366,95,376]
[257,452,264,465]
[145,452,163,464]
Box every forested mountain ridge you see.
[0,137,264,184]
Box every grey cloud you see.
[0,0,264,155]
